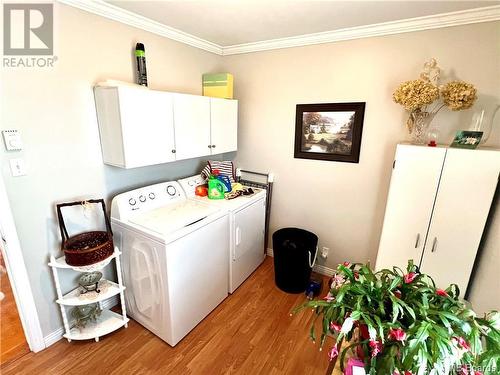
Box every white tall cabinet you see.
[376,144,499,297]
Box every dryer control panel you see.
[111,181,185,221]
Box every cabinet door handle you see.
[208,145,212,148]
[414,233,420,248]
[431,237,438,253]
[171,149,176,153]
[212,145,216,148]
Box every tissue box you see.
[203,73,233,99]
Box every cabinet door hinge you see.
[392,160,396,169]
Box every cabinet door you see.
[173,94,211,160]
[119,88,175,168]
[210,98,238,154]
[420,148,499,296]
[375,145,446,271]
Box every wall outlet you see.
[321,247,329,259]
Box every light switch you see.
[2,130,23,151]
[9,158,27,177]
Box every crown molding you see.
[57,1,499,56]
[57,0,223,55]
[222,5,500,55]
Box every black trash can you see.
[272,228,318,293]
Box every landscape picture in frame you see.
[294,102,366,163]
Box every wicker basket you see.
[56,199,114,266]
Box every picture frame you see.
[294,102,366,163]
[450,130,483,149]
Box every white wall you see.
[0,3,226,338]
[222,21,500,313]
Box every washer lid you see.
[129,200,220,235]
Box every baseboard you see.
[43,295,120,348]
[266,248,335,276]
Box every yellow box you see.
[203,73,233,99]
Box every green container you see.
[208,177,225,200]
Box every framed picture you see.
[450,130,483,149]
[294,102,366,163]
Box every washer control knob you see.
[149,192,156,200]
[166,185,176,196]
[139,195,146,202]
[128,198,136,206]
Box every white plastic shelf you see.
[49,247,128,342]
[63,309,129,341]
[56,280,125,306]
[48,251,121,272]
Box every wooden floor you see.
[2,257,331,375]
[0,252,30,366]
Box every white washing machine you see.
[178,175,266,293]
[110,181,229,346]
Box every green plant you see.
[295,261,500,375]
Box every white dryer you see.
[110,181,229,346]
[178,176,266,293]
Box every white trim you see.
[56,0,223,55]
[313,263,335,277]
[56,1,499,56]
[223,6,500,55]
[266,248,335,277]
[43,295,120,348]
[0,175,45,352]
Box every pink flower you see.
[323,292,335,302]
[329,321,342,332]
[458,365,469,375]
[369,340,383,357]
[453,336,471,351]
[436,289,449,297]
[474,372,483,375]
[404,272,417,284]
[328,345,339,361]
[404,372,414,375]
[394,290,402,299]
[354,271,359,280]
[388,328,407,342]
[343,261,350,267]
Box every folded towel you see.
[201,160,236,182]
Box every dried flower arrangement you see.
[393,59,477,143]
[295,261,499,375]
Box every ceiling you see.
[107,1,496,46]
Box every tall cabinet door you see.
[173,94,211,160]
[119,88,175,168]
[375,145,446,271]
[420,148,500,296]
[210,98,238,154]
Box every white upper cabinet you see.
[94,84,239,168]
[375,145,446,272]
[173,93,211,161]
[210,98,238,154]
[94,86,175,169]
